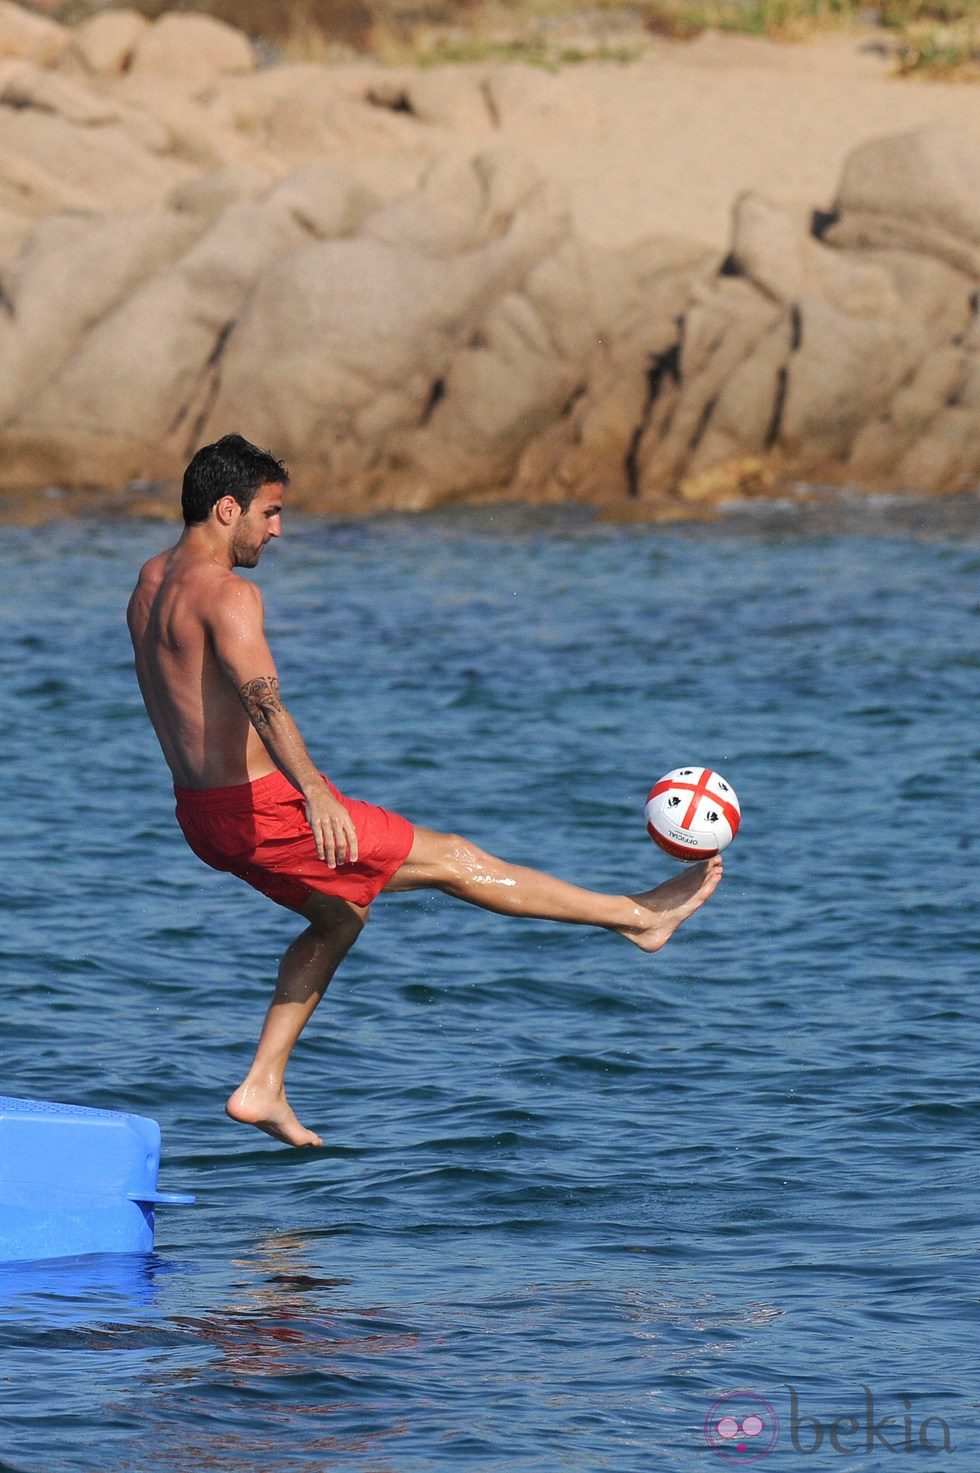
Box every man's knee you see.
[304,895,369,940]
[394,827,486,889]
[436,833,485,883]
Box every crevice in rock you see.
[945,353,971,410]
[811,208,838,241]
[479,78,501,129]
[625,342,680,497]
[366,87,414,115]
[765,305,801,448]
[419,375,445,426]
[789,302,802,352]
[182,367,226,457]
[765,365,788,449]
[561,382,586,418]
[689,392,717,452]
[718,253,742,279]
[0,278,14,318]
[952,290,978,347]
[169,319,234,444]
[473,154,493,219]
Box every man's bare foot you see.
[619,856,723,953]
[225,1080,323,1148]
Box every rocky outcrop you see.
[0,1,68,66]
[0,0,976,511]
[62,9,149,79]
[632,126,980,502]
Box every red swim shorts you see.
[174,770,415,912]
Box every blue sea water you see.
[0,497,977,1472]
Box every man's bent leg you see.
[385,827,722,953]
[225,893,368,1147]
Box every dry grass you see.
[38,0,980,77]
[641,0,854,41]
[880,0,979,76]
[53,1,379,50]
[641,0,978,74]
[894,25,979,76]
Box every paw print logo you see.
[704,1393,779,1463]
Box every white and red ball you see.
[644,766,740,861]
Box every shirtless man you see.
[128,434,723,1148]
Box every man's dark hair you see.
[181,434,289,526]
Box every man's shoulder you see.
[127,550,168,627]
[206,571,264,623]
[212,570,263,604]
[133,550,168,588]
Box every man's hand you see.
[304,778,359,868]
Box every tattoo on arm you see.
[238,676,285,730]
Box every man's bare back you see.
[127,548,277,791]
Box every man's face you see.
[230,482,284,568]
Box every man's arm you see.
[206,579,358,868]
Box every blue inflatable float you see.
[0,1095,194,1264]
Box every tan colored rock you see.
[782,252,974,465]
[199,63,328,137]
[0,48,976,512]
[200,67,438,202]
[26,193,314,444]
[0,105,194,216]
[0,208,198,421]
[64,9,148,78]
[367,68,496,133]
[896,406,978,493]
[481,66,564,132]
[0,197,27,260]
[635,279,783,497]
[2,61,137,125]
[0,424,177,493]
[828,124,980,279]
[365,150,548,257]
[779,298,914,461]
[166,167,266,223]
[686,312,794,471]
[677,456,774,503]
[0,1,67,66]
[400,238,594,501]
[848,345,966,480]
[128,12,255,94]
[616,130,980,503]
[513,236,712,503]
[0,59,177,162]
[184,153,584,508]
[113,76,280,176]
[264,166,377,239]
[731,192,899,318]
[269,77,422,158]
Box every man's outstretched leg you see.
[385,828,722,950]
[225,893,368,1147]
